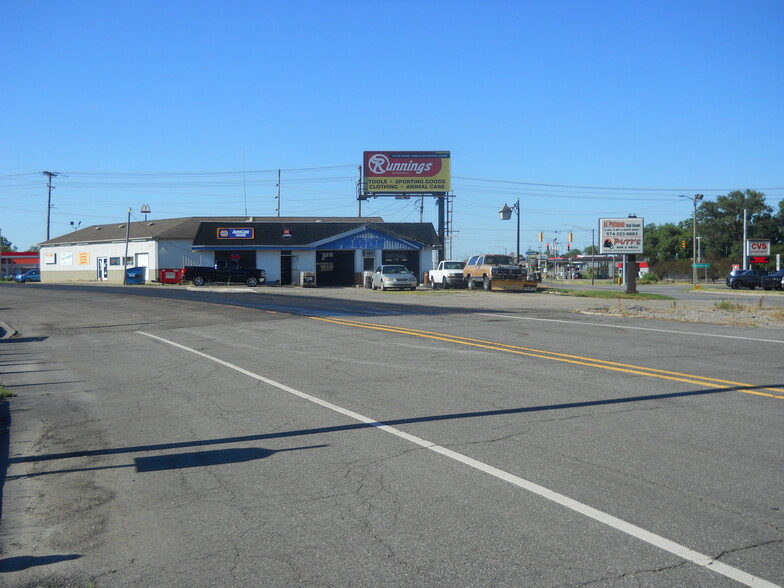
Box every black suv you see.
[761,270,784,291]
[725,269,768,290]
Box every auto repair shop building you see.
[38,216,440,286]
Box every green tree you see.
[1,236,16,252]
[644,221,691,264]
[698,189,772,259]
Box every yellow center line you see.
[310,316,784,399]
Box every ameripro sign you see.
[363,151,451,193]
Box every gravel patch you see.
[581,301,784,329]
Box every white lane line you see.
[479,313,784,344]
[138,330,781,588]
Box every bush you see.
[638,272,659,284]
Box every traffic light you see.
[568,232,573,242]
[681,240,687,249]
[567,243,571,250]
[538,232,543,242]
[546,243,550,250]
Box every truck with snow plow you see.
[463,254,538,292]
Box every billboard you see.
[599,218,644,254]
[363,151,450,194]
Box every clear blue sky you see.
[2,0,782,258]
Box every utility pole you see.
[123,208,131,285]
[42,171,60,240]
[742,208,748,270]
[276,169,281,217]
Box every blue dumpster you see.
[125,267,146,285]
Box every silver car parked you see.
[371,265,418,291]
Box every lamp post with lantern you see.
[499,199,520,264]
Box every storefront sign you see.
[217,228,254,239]
[746,240,770,256]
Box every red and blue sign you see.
[217,228,254,239]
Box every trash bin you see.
[158,268,183,284]
[299,271,316,287]
[363,270,373,289]
[125,267,146,285]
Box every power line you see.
[454,175,784,193]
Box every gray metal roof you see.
[40,216,385,245]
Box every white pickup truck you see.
[428,260,467,289]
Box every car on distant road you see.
[725,269,768,290]
[761,270,784,291]
[13,269,40,283]
[371,265,418,291]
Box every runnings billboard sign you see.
[362,151,451,194]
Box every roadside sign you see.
[692,263,710,268]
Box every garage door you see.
[316,250,354,286]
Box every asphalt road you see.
[1,283,782,587]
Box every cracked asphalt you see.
[0,283,782,587]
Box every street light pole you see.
[691,194,703,286]
[679,194,703,287]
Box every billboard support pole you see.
[625,254,637,294]
[357,166,363,217]
[437,196,445,263]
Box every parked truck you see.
[428,260,467,289]
[181,262,266,287]
[463,254,538,292]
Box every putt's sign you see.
[599,218,644,254]
[363,151,451,194]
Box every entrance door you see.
[135,252,149,281]
[280,255,300,285]
[97,257,109,281]
[281,254,292,285]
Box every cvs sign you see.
[746,240,770,256]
